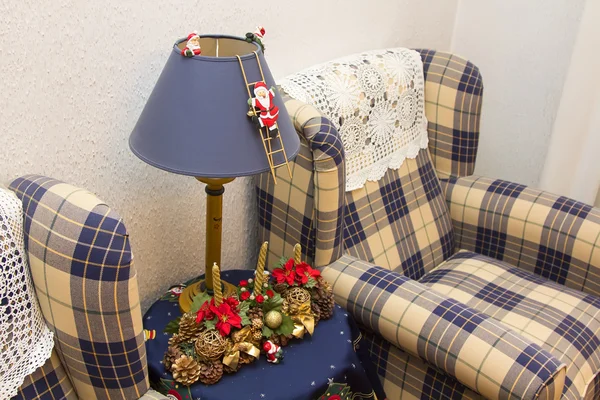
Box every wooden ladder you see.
[237,52,292,183]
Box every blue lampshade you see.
[130,34,300,178]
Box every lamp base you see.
[179,279,238,313]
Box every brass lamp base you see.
[178,176,237,313]
[179,279,238,313]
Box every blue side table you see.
[143,270,385,400]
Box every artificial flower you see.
[266,289,274,297]
[195,299,215,323]
[272,258,297,286]
[256,294,265,304]
[295,262,320,285]
[240,291,250,301]
[239,280,248,287]
[225,296,239,309]
[210,302,242,336]
[248,278,253,283]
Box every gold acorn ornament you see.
[264,310,283,329]
[172,355,202,386]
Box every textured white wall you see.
[0,0,458,311]
[540,0,600,204]
[451,0,585,187]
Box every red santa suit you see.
[251,81,279,131]
[181,32,201,57]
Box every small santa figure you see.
[263,340,283,364]
[181,31,201,57]
[248,81,279,131]
[254,26,266,40]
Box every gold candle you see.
[212,263,223,306]
[254,242,268,296]
[293,243,302,265]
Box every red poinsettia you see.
[272,258,297,286]
[210,302,242,336]
[225,296,239,309]
[295,262,321,285]
[240,291,251,301]
[195,299,215,323]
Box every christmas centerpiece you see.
[163,242,335,386]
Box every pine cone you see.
[273,283,287,294]
[252,317,264,331]
[267,334,291,347]
[198,359,224,385]
[164,345,183,372]
[311,302,321,325]
[312,279,335,320]
[240,351,256,365]
[178,312,202,342]
[168,334,184,346]
[248,306,264,321]
[172,355,202,386]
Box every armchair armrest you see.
[256,94,345,269]
[322,254,566,400]
[442,175,600,297]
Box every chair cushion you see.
[420,250,600,400]
[343,150,454,279]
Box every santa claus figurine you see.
[263,340,283,364]
[181,31,201,57]
[248,81,279,131]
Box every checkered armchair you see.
[256,50,600,399]
[7,176,166,400]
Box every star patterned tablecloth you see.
[143,270,386,400]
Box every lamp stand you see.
[179,177,238,313]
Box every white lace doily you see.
[0,187,54,398]
[280,48,429,191]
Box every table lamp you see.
[129,33,300,312]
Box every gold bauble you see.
[195,330,227,361]
[265,310,283,329]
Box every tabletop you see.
[143,270,384,400]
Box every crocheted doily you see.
[0,187,54,398]
[280,48,429,191]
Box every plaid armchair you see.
[256,50,600,399]
[7,176,166,400]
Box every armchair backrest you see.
[259,49,484,279]
[417,49,484,179]
[9,175,149,400]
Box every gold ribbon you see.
[223,327,260,370]
[290,300,314,338]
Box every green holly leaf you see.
[163,317,181,334]
[204,318,216,331]
[263,292,283,312]
[273,256,288,270]
[241,313,251,326]
[189,292,212,314]
[304,277,317,289]
[262,325,274,338]
[239,301,249,314]
[274,314,295,336]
